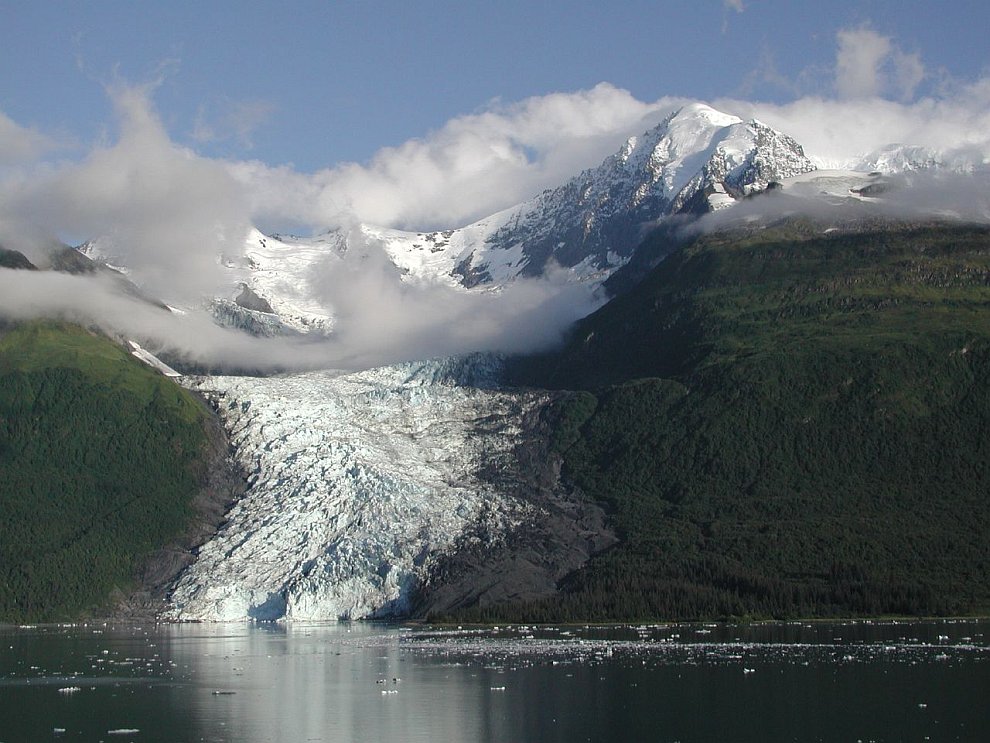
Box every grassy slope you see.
[487,219,990,623]
[0,322,209,621]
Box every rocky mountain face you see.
[456,103,815,284]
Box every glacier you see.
[167,356,557,621]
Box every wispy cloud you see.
[721,0,745,34]
[0,81,251,302]
[835,25,924,101]
[738,47,803,98]
[0,111,57,165]
[192,98,276,149]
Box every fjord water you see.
[1,621,987,742]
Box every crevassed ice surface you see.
[167,356,535,621]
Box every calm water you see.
[1,620,988,742]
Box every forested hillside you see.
[484,219,990,622]
[0,322,214,621]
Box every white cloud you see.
[835,26,892,99]
[716,25,990,168]
[892,50,925,101]
[0,81,251,301]
[0,244,603,372]
[0,110,55,165]
[834,26,926,101]
[303,230,605,367]
[715,92,990,169]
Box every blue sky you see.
[2,0,988,171]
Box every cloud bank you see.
[717,26,990,169]
[0,261,603,373]
[230,83,682,232]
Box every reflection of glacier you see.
[168,624,509,743]
[167,355,539,621]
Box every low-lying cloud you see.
[305,230,605,368]
[686,169,990,240]
[0,262,603,373]
[0,269,296,372]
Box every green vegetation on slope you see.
[0,322,209,621]
[484,219,990,623]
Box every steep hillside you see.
[493,219,990,622]
[0,322,230,621]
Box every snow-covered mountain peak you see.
[210,104,817,334]
[434,104,815,285]
[607,103,745,193]
[643,103,743,162]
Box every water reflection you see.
[1,620,988,742]
[167,623,501,742]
